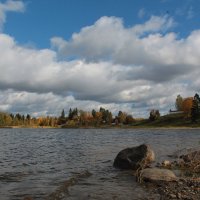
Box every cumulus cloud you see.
[51,15,176,62]
[0,0,25,31]
[0,34,128,101]
[132,15,175,35]
[0,15,200,116]
[0,89,139,117]
[51,15,199,83]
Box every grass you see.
[132,113,200,128]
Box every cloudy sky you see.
[0,0,199,117]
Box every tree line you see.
[0,112,57,127]
[1,93,200,127]
[0,107,135,127]
[57,107,135,127]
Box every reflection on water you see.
[0,128,200,199]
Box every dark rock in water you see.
[113,144,155,170]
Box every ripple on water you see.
[0,128,200,199]
[46,170,92,200]
[0,171,31,182]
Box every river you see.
[0,128,200,199]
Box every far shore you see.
[1,125,200,130]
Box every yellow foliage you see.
[182,97,193,116]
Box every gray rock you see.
[140,168,177,182]
[113,144,155,170]
[169,194,176,199]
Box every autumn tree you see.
[149,109,160,121]
[175,95,183,111]
[182,97,193,117]
[125,115,135,125]
[0,112,12,126]
[99,107,112,124]
[79,110,93,126]
[38,117,46,126]
[49,117,57,127]
[107,111,113,124]
[94,112,102,126]
[118,111,127,124]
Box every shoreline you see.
[1,125,200,130]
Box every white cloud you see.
[0,33,131,103]
[0,15,200,117]
[0,89,139,117]
[132,15,175,35]
[51,16,126,62]
[51,15,176,63]
[0,0,25,31]
[50,16,198,82]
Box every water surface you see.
[0,128,200,199]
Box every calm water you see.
[0,128,200,200]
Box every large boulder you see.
[113,144,155,170]
[140,168,177,182]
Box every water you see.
[0,128,200,200]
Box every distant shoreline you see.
[1,125,200,130]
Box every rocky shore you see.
[114,144,200,200]
[153,178,200,199]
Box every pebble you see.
[177,192,182,199]
[169,194,176,198]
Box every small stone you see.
[181,194,189,199]
[169,194,176,198]
[178,181,183,185]
[162,160,171,167]
[177,192,182,199]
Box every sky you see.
[0,0,200,117]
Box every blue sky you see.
[4,0,200,48]
[0,0,200,117]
